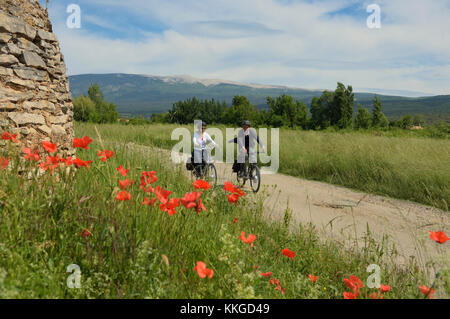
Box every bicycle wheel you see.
[205,164,217,188]
[249,165,261,193]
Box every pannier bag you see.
[186,157,194,171]
[232,160,239,173]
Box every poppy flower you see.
[39,156,61,173]
[227,193,240,206]
[238,231,257,247]
[23,148,40,161]
[343,291,358,299]
[344,275,363,293]
[180,191,202,209]
[429,231,449,244]
[193,179,211,190]
[159,198,180,216]
[63,157,75,166]
[281,248,296,260]
[140,170,158,188]
[73,136,92,149]
[119,179,134,189]
[193,261,214,279]
[309,274,318,283]
[260,272,272,278]
[1,156,9,169]
[233,218,238,224]
[369,292,384,299]
[81,229,91,238]
[2,132,18,143]
[418,285,434,299]
[142,197,157,207]
[380,284,391,293]
[116,165,129,177]
[224,181,239,193]
[42,141,57,153]
[97,149,114,162]
[116,191,131,201]
[73,158,93,169]
[155,186,173,205]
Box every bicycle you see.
[234,152,263,193]
[187,145,218,188]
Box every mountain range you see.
[68,73,450,121]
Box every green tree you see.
[309,92,333,130]
[401,115,413,129]
[73,95,96,122]
[333,82,354,129]
[354,104,372,129]
[413,114,425,127]
[267,94,309,129]
[371,96,388,128]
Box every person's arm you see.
[205,133,217,147]
[237,130,246,153]
[193,132,201,148]
[252,129,265,151]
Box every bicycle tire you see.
[205,164,218,188]
[249,165,261,193]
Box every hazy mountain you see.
[68,73,450,119]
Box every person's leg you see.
[237,152,245,177]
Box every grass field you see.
[0,124,448,298]
[76,123,450,211]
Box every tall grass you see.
[76,123,450,211]
[0,127,445,298]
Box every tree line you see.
[73,84,119,124]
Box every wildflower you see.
[309,274,318,283]
[344,275,363,294]
[418,285,434,299]
[142,197,157,206]
[119,179,134,189]
[180,191,205,213]
[370,292,384,299]
[116,165,129,177]
[73,158,93,170]
[1,156,9,169]
[194,261,214,279]
[238,231,257,247]
[23,148,40,161]
[429,231,449,244]
[224,182,245,205]
[343,291,358,299]
[193,179,211,190]
[140,170,158,188]
[2,132,18,143]
[234,218,238,224]
[227,193,240,206]
[116,191,131,201]
[155,186,172,205]
[281,248,296,260]
[380,284,391,293]
[39,156,61,173]
[81,229,91,238]
[97,149,114,162]
[160,198,180,216]
[260,272,272,278]
[73,136,92,149]
[42,141,57,153]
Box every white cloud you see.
[49,0,450,95]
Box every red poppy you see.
[238,231,257,247]
[429,231,449,244]
[116,165,129,177]
[116,190,131,201]
[159,198,180,216]
[73,136,92,149]
[180,191,202,209]
[42,141,57,153]
[344,275,363,296]
[119,179,134,189]
[418,285,434,299]
[193,179,211,190]
[260,272,272,278]
[269,278,285,294]
[343,291,357,299]
[23,148,40,161]
[39,156,61,173]
[2,132,18,143]
[308,274,318,283]
[63,157,75,166]
[155,186,173,205]
[142,197,157,207]
[369,292,384,299]
[97,149,114,162]
[1,156,9,169]
[281,248,296,260]
[73,157,93,169]
[227,193,240,206]
[380,284,391,293]
[81,229,91,238]
[140,170,158,189]
[233,218,238,224]
[194,261,214,279]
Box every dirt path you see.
[126,143,449,271]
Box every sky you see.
[39,0,450,96]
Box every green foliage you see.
[354,104,372,129]
[267,94,309,129]
[73,84,118,124]
[372,97,389,128]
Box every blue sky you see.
[39,0,450,96]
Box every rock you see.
[21,51,46,69]
[0,102,17,111]
[0,54,19,66]
[8,112,45,126]
[6,42,21,56]
[16,37,41,53]
[7,77,36,89]
[37,29,57,42]
[0,86,33,102]
[51,125,66,135]
[0,66,14,76]
[13,66,47,81]
[0,12,36,40]
[50,115,68,124]
[37,125,51,135]
[23,100,55,111]
[0,34,11,43]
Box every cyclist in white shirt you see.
[193,121,217,173]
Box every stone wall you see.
[0,0,74,155]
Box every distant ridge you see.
[68,73,450,120]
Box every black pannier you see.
[186,156,194,171]
[232,160,240,173]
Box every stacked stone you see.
[0,0,74,155]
